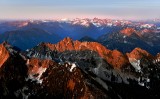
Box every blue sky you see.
[0,0,160,20]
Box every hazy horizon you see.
[0,0,160,20]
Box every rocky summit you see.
[1,37,160,98]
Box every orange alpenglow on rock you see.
[40,37,111,55]
[107,50,129,68]
[120,28,136,36]
[67,79,76,91]
[41,37,129,68]
[27,58,53,75]
[120,27,143,37]
[0,42,10,67]
[126,48,153,60]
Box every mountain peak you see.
[107,49,128,68]
[61,37,73,43]
[32,39,131,68]
[2,41,9,46]
[120,28,136,36]
[127,47,152,60]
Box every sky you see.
[0,0,160,20]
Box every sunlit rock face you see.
[0,42,28,98]
[27,37,129,68]
[1,38,160,99]
[120,28,137,36]
[0,42,10,67]
[0,42,111,99]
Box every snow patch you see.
[153,58,160,64]
[137,77,150,88]
[129,58,141,72]
[138,82,145,86]
[92,22,101,27]
[70,63,76,72]
[147,78,150,82]
[37,67,47,83]
[26,59,30,65]
[80,88,83,92]
[123,35,126,38]
[14,87,30,99]
[124,41,127,43]
[26,67,47,84]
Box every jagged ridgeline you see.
[0,38,160,99]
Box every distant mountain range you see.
[0,28,61,50]
[98,28,160,55]
[0,18,160,55]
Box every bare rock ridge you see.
[27,59,109,98]
[127,48,153,60]
[39,37,155,68]
[120,27,143,37]
[0,42,10,67]
[0,42,110,98]
[26,37,160,99]
[1,38,160,98]
[120,27,137,36]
